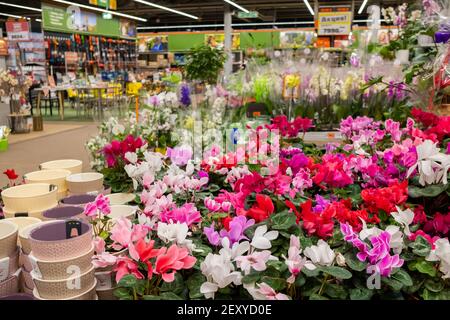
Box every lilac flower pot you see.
[60,194,96,208]
[0,293,35,300]
[42,206,85,221]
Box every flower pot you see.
[19,250,33,272]
[0,247,19,282]
[29,244,94,281]
[106,193,135,205]
[32,279,97,300]
[18,221,55,255]
[29,220,92,261]
[22,284,33,295]
[60,194,97,208]
[0,138,8,152]
[42,206,86,221]
[0,269,20,297]
[395,49,410,64]
[0,220,18,259]
[20,269,34,289]
[109,205,137,221]
[24,169,71,200]
[95,270,117,291]
[2,207,55,220]
[96,287,118,300]
[39,159,83,174]
[32,265,95,300]
[1,183,58,214]
[0,293,35,300]
[66,173,104,195]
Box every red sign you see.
[6,21,30,41]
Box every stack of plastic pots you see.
[39,159,83,174]
[5,217,42,295]
[66,173,105,195]
[0,183,58,219]
[0,220,20,298]
[28,220,96,300]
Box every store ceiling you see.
[1,0,419,31]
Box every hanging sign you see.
[89,0,117,10]
[238,11,259,19]
[318,7,352,36]
[5,21,30,41]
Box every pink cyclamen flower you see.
[154,244,197,282]
[235,250,273,275]
[84,202,98,218]
[160,203,201,227]
[166,145,193,166]
[204,197,221,212]
[258,283,290,300]
[95,194,111,215]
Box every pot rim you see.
[66,172,103,183]
[24,169,72,181]
[1,183,58,199]
[0,220,19,240]
[29,219,92,244]
[31,243,94,265]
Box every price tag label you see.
[95,271,113,290]
[0,257,10,281]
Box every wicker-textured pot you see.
[60,194,96,208]
[0,247,19,281]
[23,284,33,295]
[32,279,97,300]
[18,221,55,255]
[96,287,118,300]
[106,193,135,205]
[42,206,86,221]
[24,169,71,200]
[0,293,35,300]
[32,266,95,300]
[1,183,58,214]
[29,220,92,261]
[5,217,41,246]
[39,159,83,174]
[29,244,94,281]
[66,173,104,195]
[19,250,32,272]
[0,269,20,297]
[0,220,18,259]
[20,269,34,289]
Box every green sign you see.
[42,4,135,39]
[237,11,259,19]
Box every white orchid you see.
[426,238,450,279]
[303,240,336,267]
[407,140,450,186]
[251,225,279,250]
[200,252,243,299]
[391,206,414,236]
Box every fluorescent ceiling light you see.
[303,0,315,16]
[133,0,198,20]
[223,0,249,13]
[0,2,42,12]
[137,21,315,30]
[358,0,369,14]
[0,12,30,20]
[52,0,147,22]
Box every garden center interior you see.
[0,0,449,302]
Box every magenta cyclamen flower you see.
[160,203,201,227]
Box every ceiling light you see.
[358,0,369,14]
[223,0,249,13]
[133,0,198,20]
[303,0,315,16]
[0,12,30,19]
[0,2,42,12]
[52,0,147,22]
[137,21,315,30]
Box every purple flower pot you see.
[60,194,96,207]
[0,293,35,300]
[435,31,450,44]
[43,206,85,221]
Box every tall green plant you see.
[185,45,226,84]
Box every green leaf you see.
[409,235,432,257]
[270,211,297,230]
[302,267,320,277]
[143,295,161,300]
[117,274,137,288]
[309,294,329,300]
[260,276,286,291]
[349,288,373,300]
[320,266,353,280]
[186,273,206,299]
[424,279,445,293]
[160,292,183,300]
[415,260,437,277]
[113,287,132,300]
[391,269,413,287]
[345,252,367,272]
[324,283,348,299]
[242,272,261,285]
[381,277,403,291]
[160,273,185,295]
[295,274,306,287]
[408,184,448,198]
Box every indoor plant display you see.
[185,45,226,85]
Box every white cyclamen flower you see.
[111,124,125,135]
[200,252,243,299]
[391,206,414,236]
[303,239,335,267]
[426,238,450,279]
[124,152,138,164]
[251,225,279,250]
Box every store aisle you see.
[0,124,99,186]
